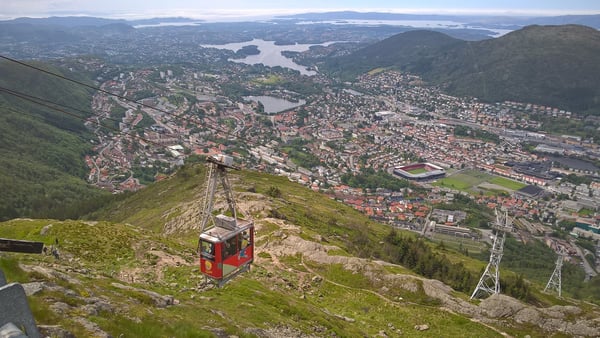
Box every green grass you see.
[407,167,428,174]
[367,67,388,75]
[256,220,280,236]
[434,176,473,191]
[433,170,526,195]
[0,256,30,283]
[0,208,586,337]
[578,208,595,217]
[252,75,283,85]
[279,253,308,272]
[429,233,487,255]
[488,176,527,190]
[307,271,503,337]
[1,166,590,336]
[327,248,352,257]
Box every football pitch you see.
[432,169,526,194]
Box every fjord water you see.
[202,39,336,75]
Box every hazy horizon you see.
[2,0,600,21]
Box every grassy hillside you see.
[0,60,109,220]
[326,25,600,114]
[2,165,600,336]
[89,164,599,303]
[0,219,505,337]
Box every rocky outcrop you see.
[111,282,177,308]
[261,232,600,337]
[477,294,600,337]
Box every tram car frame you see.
[199,214,254,285]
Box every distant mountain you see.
[0,61,108,220]
[326,30,463,77]
[325,25,600,113]
[0,16,201,28]
[6,16,127,27]
[473,14,600,30]
[0,17,135,44]
[0,22,82,44]
[277,11,467,21]
[278,11,600,29]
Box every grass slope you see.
[2,165,599,336]
[0,219,503,337]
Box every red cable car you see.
[199,215,254,285]
[197,155,254,286]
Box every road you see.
[571,240,598,281]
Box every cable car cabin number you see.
[199,215,254,284]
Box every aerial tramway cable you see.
[0,86,163,148]
[1,56,259,285]
[0,54,262,149]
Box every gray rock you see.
[81,304,99,316]
[80,298,115,315]
[414,324,429,331]
[565,320,600,337]
[21,282,46,296]
[40,224,53,236]
[111,282,175,308]
[0,269,6,286]
[49,302,72,316]
[38,325,76,338]
[514,307,541,324]
[73,317,112,338]
[0,283,41,338]
[0,322,28,338]
[479,294,525,318]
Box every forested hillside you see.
[0,61,109,220]
[325,25,600,114]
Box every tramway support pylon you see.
[471,209,512,300]
[544,246,566,297]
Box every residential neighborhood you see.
[75,58,600,273]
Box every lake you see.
[202,39,337,75]
[244,95,306,114]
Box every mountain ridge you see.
[325,24,600,113]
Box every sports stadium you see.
[393,162,446,181]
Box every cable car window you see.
[240,230,251,249]
[201,240,214,257]
[223,236,238,259]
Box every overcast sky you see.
[2,0,600,20]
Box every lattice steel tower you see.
[471,209,512,300]
[544,246,565,297]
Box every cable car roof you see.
[199,218,253,242]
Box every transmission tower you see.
[471,209,512,300]
[544,246,566,297]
